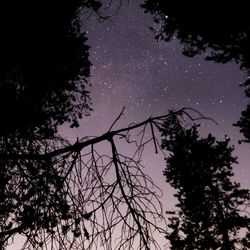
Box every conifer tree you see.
[162,124,250,249]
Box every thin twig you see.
[108,106,125,132]
[150,119,158,154]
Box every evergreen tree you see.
[162,124,250,249]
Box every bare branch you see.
[0,108,212,249]
[108,106,125,132]
[0,108,187,160]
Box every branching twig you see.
[108,106,125,132]
[0,108,215,249]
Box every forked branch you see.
[0,108,211,249]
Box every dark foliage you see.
[141,1,250,68]
[0,136,71,247]
[0,109,193,249]
[161,123,250,249]
[0,0,102,137]
[235,78,250,143]
[141,1,250,142]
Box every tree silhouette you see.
[0,108,202,249]
[161,123,250,249]
[2,1,249,249]
[141,1,250,142]
[0,1,103,137]
[141,2,250,68]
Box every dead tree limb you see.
[0,108,211,249]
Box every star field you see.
[5,2,250,250]
[63,0,249,212]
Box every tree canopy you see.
[0,1,249,249]
[141,1,250,69]
[161,123,250,249]
[141,1,250,142]
[0,0,102,137]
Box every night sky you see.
[6,1,250,250]
[59,0,249,247]
[59,2,250,187]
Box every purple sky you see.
[60,1,250,184]
[59,1,250,247]
[7,1,250,249]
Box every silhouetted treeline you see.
[1,1,250,249]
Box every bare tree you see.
[0,108,207,250]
